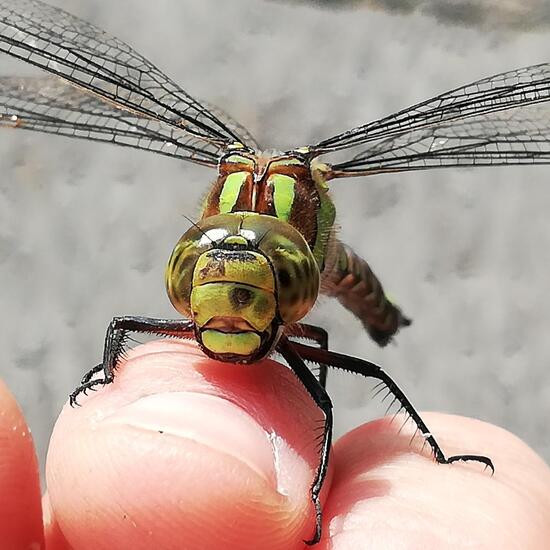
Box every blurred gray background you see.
[1,0,549,470]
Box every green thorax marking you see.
[224,153,255,165]
[269,173,295,222]
[208,152,337,271]
[219,172,247,214]
[311,162,336,270]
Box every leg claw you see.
[68,376,112,408]
[444,454,495,475]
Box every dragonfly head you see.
[165,212,320,362]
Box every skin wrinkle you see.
[101,392,278,486]
[52,426,303,549]
[329,493,478,548]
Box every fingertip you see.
[46,340,327,550]
[0,379,45,550]
[320,413,550,549]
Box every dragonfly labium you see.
[3,0,550,544]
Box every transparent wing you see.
[0,0,257,165]
[200,101,260,153]
[0,76,228,165]
[311,63,550,176]
[328,104,550,175]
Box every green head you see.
[165,212,320,362]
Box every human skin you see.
[1,340,550,550]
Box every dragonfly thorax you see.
[165,212,320,363]
[201,148,336,271]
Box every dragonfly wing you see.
[310,63,550,176]
[329,104,550,176]
[200,100,261,152]
[0,76,229,166]
[0,0,257,163]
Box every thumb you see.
[46,339,328,550]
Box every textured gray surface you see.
[0,0,549,470]
[286,0,550,31]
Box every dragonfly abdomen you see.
[322,240,411,346]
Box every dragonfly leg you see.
[70,316,195,407]
[285,323,329,389]
[80,363,103,385]
[291,341,494,473]
[277,336,333,546]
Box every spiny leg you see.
[291,342,494,473]
[277,336,333,546]
[80,363,103,385]
[285,323,329,389]
[70,316,195,406]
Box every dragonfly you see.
[4,0,550,544]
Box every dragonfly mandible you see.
[4,0,550,544]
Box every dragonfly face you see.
[166,212,320,362]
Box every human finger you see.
[320,413,550,549]
[46,340,329,550]
[43,492,72,550]
[0,379,44,550]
